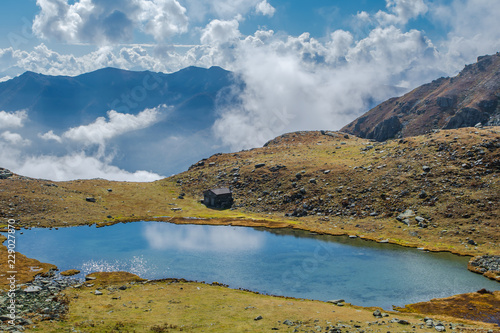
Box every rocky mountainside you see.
[342,53,500,141]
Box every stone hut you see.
[203,188,233,209]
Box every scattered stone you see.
[397,210,415,221]
[422,165,431,173]
[255,163,266,168]
[415,216,425,223]
[85,197,96,203]
[373,309,382,318]
[435,323,446,332]
[327,299,345,305]
[254,315,263,321]
[94,290,103,295]
[419,190,428,199]
[85,276,97,281]
[283,319,294,326]
[398,319,410,325]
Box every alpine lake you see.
[9,221,500,310]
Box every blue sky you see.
[0,0,500,181]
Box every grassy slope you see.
[172,127,500,256]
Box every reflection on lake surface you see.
[143,223,265,252]
[8,221,500,310]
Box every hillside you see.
[1,127,499,257]
[342,53,500,141]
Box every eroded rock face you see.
[444,107,488,129]
[366,116,402,142]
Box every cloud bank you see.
[1,107,165,181]
[33,0,189,44]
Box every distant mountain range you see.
[0,66,239,177]
[342,53,500,141]
[0,65,235,130]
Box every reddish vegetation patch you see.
[395,291,500,325]
[0,234,56,290]
[86,271,146,286]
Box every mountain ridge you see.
[342,53,500,141]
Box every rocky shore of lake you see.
[0,269,81,332]
[468,255,500,281]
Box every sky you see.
[1,0,500,181]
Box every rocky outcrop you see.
[444,107,488,129]
[0,168,13,179]
[342,53,500,141]
[366,116,402,141]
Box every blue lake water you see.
[8,221,500,310]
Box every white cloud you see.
[62,106,165,146]
[32,0,188,44]
[0,76,12,82]
[0,110,28,129]
[200,19,241,45]
[39,130,62,143]
[431,0,500,74]
[212,25,439,150]
[137,0,189,40]
[0,139,163,182]
[376,0,428,25]
[0,131,31,146]
[255,0,275,17]
[16,152,162,181]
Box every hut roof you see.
[206,187,232,196]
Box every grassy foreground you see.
[28,273,499,333]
